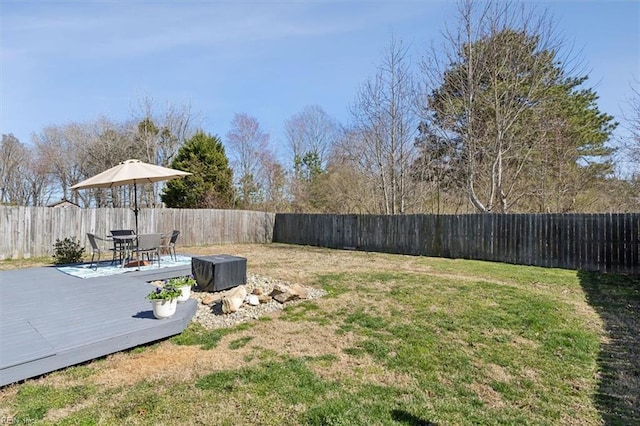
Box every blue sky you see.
[1,1,639,161]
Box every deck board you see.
[0,262,197,386]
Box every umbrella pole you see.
[134,181,140,270]
[134,181,139,236]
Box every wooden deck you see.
[0,262,196,387]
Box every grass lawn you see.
[0,244,637,425]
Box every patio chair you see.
[109,229,135,265]
[134,233,162,267]
[160,230,180,261]
[86,233,114,270]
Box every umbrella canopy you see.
[71,159,191,236]
[71,159,191,190]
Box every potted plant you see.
[168,275,196,303]
[146,284,182,319]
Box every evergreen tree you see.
[523,77,617,212]
[425,17,616,212]
[161,131,234,208]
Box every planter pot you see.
[176,285,192,303]
[151,298,177,319]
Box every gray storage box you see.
[191,255,247,292]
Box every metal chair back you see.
[86,233,100,251]
[110,229,135,237]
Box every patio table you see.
[111,235,137,267]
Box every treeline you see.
[2,1,639,214]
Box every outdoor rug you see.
[57,255,192,279]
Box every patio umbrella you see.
[71,159,191,236]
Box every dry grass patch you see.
[468,381,505,409]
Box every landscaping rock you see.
[257,294,272,304]
[201,294,220,305]
[190,273,327,329]
[222,285,247,314]
[290,283,309,299]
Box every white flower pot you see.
[176,285,191,302]
[151,298,177,319]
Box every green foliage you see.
[52,237,85,264]
[412,121,465,199]
[196,357,335,405]
[237,172,261,208]
[228,336,253,349]
[170,322,250,350]
[166,275,196,288]
[161,131,234,208]
[522,76,618,211]
[303,398,367,425]
[12,383,95,422]
[281,302,327,324]
[146,284,181,300]
[295,151,323,181]
[316,273,350,298]
[292,150,331,212]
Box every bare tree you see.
[225,113,270,208]
[83,117,141,208]
[0,134,26,204]
[349,36,419,214]
[622,79,640,172]
[260,151,288,212]
[32,123,90,203]
[284,105,339,168]
[32,118,140,208]
[284,105,340,212]
[130,96,196,167]
[325,131,381,214]
[619,78,640,210]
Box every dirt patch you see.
[486,363,512,383]
[468,381,505,409]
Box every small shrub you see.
[53,237,85,264]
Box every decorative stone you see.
[290,283,309,299]
[246,294,260,306]
[271,283,290,295]
[252,287,263,295]
[222,285,247,314]
[273,290,298,304]
[201,294,218,305]
[258,294,272,303]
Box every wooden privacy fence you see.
[273,213,640,274]
[0,206,275,260]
